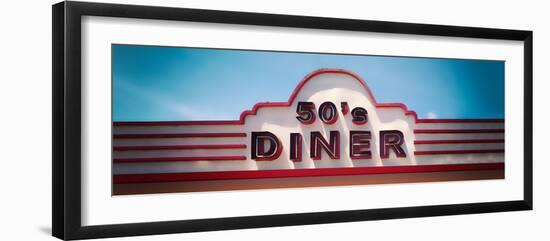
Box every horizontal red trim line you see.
[114,155,247,163]
[414,139,504,145]
[113,144,247,151]
[113,163,504,184]
[414,149,504,155]
[414,129,505,134]
[113,133,247,139]
[416,119,504,123]
[113,120,243,126]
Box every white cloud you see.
[426,112,438,119]
[168,102,232,120]
[117,79,232,120]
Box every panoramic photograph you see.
[111,44,505,195]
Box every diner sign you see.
[112,69,504,195]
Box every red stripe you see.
[414,139,504,144]
[113,120,242,126]
[414,149,504,155]
[416,119,504,123]
[114,155,247,163]
[114,144,247,151]
[113,133,247,139]
[113,163,504,184]
[414,129,504,134]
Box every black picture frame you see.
[52,1,533,240]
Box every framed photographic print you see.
[52,1,533,240]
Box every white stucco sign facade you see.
[111,69,504,194]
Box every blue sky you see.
[112,44,504,121]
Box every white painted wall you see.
[0,0,548,241]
